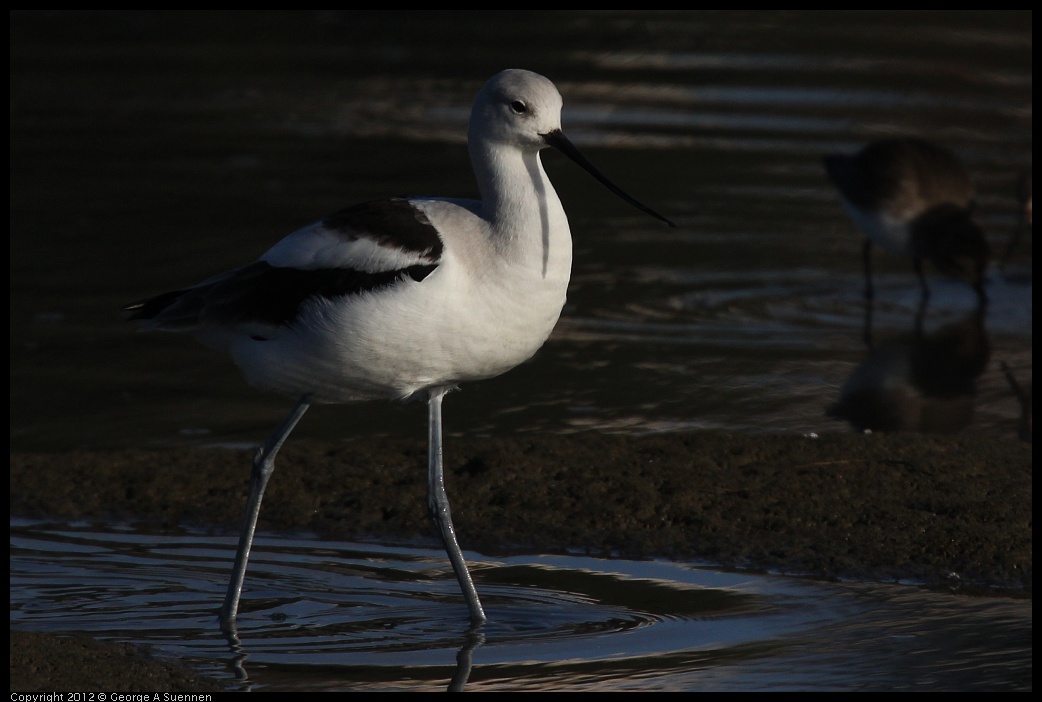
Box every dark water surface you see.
[10,11,1032,692]
[10,10,1032,452]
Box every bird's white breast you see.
[843,200,913,256]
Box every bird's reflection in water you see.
[830,306,990,434]
[1001,361,1033,444]
[448,629,485,692]
[221,619,484,692]
[222,624,252,691]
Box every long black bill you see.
[542,129,676,228]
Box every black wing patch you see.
[322,199,444,262]
[125,261,438,329]
[126,198,446,332]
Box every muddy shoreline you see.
[9,431,1032,690]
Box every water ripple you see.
[10,518,1030,691]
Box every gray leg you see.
[913,257,931,300]
[220,395,311,630]
[972,259,988,306]
[862,239,874,301]
[427,387,487,625]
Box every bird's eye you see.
[510,100,527,114]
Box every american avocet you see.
[823,138,990,303]
[125,69,674,628]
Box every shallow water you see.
[9,11,1032,692]
[11,519,1031,691]
[9,10,1032,452]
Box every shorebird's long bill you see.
[542,129,675,228]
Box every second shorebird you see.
[823,138,990,304]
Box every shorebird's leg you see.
[913,257,931,301]
[972,260,989,306]
[220,394,311,630]
[427,386,486,625]
[862,296,875,348]
[999,170,1032,275]
[862,239,875,301]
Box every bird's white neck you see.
[469,139,572,279]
